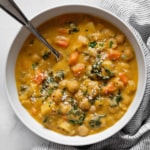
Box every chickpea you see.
[103,28,115,38]
[126,80,136,94]
[114,77,124,90]
[67,80,79,93]
[51,89,62,103]
[89,105,96,113]
[59,80,68,89]
[87,81,99,98]
[122,48,134,61]
[59,103,71,115]
[75,90,84,101]
[106,116,115,125]
[122,94,131,105]
[108,106,119,114]
[79,98,90,111]
[116,34,125,44]
[102,60,113,70]
[83,79,91,86]
[78,125,89,136]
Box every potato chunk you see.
[41,103,51,115]
[58,121,75,135]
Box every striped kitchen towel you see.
[33,0,150,149]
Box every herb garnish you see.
[89,41,97,48]
[32,62,38,69]
[109,41,113,48]
[42,51,51,60]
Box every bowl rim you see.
[5,3,147,146]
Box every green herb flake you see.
[89,41,97,48]
[99,42,104,47]
[109,41,113,48]
[32,62,38,69]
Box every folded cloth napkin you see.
[33,0,150,149]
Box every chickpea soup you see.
[15,14,138,136]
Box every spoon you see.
[0,0,61,61]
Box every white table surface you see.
[0,0,100,149]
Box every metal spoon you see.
[0,0,61,61]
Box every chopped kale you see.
[68,109,85,125]
[89,114,105,128]
[111,91,123,106]
[90,56,114,80]
[69,114,85,125]
[42,51,51,60]
[68,22,79,34]
[54,70,65,81]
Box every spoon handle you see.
[0,0,61,61]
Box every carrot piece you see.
[102,82,116,94]
[33,72,45,84]
[71,63,85,76]
[68,51,79,65]
[31,107,37,115]
[54,36,69,48]
[58,28,69,34]
[119,73,128,85]
[108,50,121,60]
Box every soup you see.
[15,14,138,136]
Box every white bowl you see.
[5,4,146,146]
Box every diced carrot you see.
[68,51,79,65]
[102,82,116,94]
[54,36,69,48]
[108,50,121,60]
[58,28,69,34]
[71,63,85,76]
[33,72,45,84]
[31,107,37,115]
[119,73,128,85]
